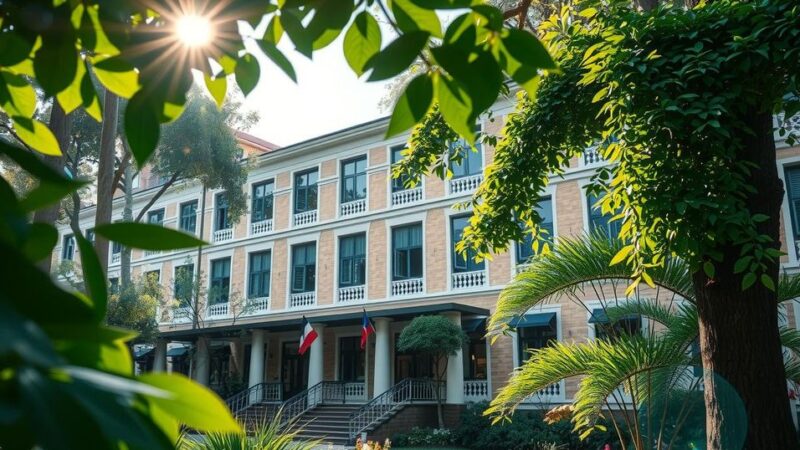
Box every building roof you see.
[234,130,280,153]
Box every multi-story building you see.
[55,100,800,443]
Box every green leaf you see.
[741,272,756,290]
[391,0,442,38]
[80,64,103,122]
[703,261,715,278]
[33,33,78,96]
[432,45,501,118]
[138,373,240,433]
[11,116,62,156]
[305,0,354,50]
[203,74,227,109]
[19,180,87,212]
[56,55,88,114]
[436,75,474,144]
[501,28,557,71]
[733,256,752,274]
[21,223,59,263]
[124,90,161,167]
[76,233,107,319]
[343,12,382,77]
[0,140,71,183]
[610,245,633,266]
[280,10,312,58]
[366,31,429,81]
[0,31,35,67]
[94,223,206,250]
[387,73,434,137]
[264,15,283,44]
[93,56,139,99]
[761,274,775,291]
[0,70,36,117]
[234,54,260,96]
[258,40,297,82]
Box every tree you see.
[485,234,800,448]
[0,1,548,448]
[397,315,468,428]
[106,272,161,346]
[395,1,800,447]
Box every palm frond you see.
[781,326,800,360]
[785,357,800,385]
[605,299,684,330]
[779,272,800,303]
[488,233,693,339]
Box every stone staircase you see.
[292,404,363,445]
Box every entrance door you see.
[281,341,307,399]
[394,332,434,381]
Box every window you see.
[341,156,367,203]
[252,180,275,222]
[339,336,366,382]
[587,192,622,238]
[391,145,411,192]
[291,243,316,293]
[144,270,160,283]
[148,208,164,225]
[294,169,318,213]
[786,166,800,242]
[464,326,488,380]
[215,192,231,231]
[62,234,75,260]
[517,197,555,264]
[210,258,231,304]
[109,277,120,294]
[248,251,272,298]
[451,215,484,273]
[449,138,483,179]
[174,264,194,307]
[179,201,197,233]
[590,308,642,341]
[392,224,423,280]
[516,313,558,364]
[339,233,366,287]
[85,228,95,245]
[112,241,122,255]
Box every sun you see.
[175,14,213,47]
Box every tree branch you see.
[133,171,183,223]
[502,0,533,29]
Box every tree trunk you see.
[692,110,798,450]
[34,102,71,273]
[193,184,208,329]
[120,163,134,289]
[94,90,119,277]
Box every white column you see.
[307,324,325,388]
[373,318,392,398]
[444,312,465,404]
[153,339,167,372]
[248,330,266,387]
[194,337,210,386]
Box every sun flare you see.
[175,14,213,47]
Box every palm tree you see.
[484,234,800,449]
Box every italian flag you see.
[298,316,318,355]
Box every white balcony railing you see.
[464,380,490,402]
[338,285,365,303]
[582,146,604,166]
[206,302,230,318]
[523,381,566,404]
[213,228,233,242]
[344,382,367,402]
[111,253,120,264]
[245,297,269,315]
[392,187,423,206]
[293,210,318,227]
[776,112,800,142]
[143,249,161,258]
[172,306,191,324]
[391,278,424,297]
[340,198,367,217]
[250,219,273,236]
[449,174,483,195]
[452,270,487,290]
[289,291,316,309]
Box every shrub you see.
[453,402,621,450]
[392,427,455,447]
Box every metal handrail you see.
[348,378,444,441]
[225,382,283,416]
[280,381,352,426]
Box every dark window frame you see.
[587,192,622,238]
[174,263,195,307]
[449,126,484,179]
[294,169,319,214]
[209,258,231,304]
[291,242,317,293]
[392,223,423,281]
[251,180,275,223]
[517,322,558,364]
[340,156,368,203]
[215,192,231,231]
[516,196,555,264]
[62,234,75,260]
[338,336,366,382]
[248,251,272,298]
[390,145,412,192]
[339,233,366,287]
[179,200,198,233]
[451,215,484,273]
[148,208,165,225]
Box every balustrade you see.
[213,228,233,242]
[391,187,423,206]
[293,210,318,227]
[391,278,424,297]
[289,291,316,309]
[448,174,483,195]
[338,285,365,303]
[340,199,367,217]
[206,302,229,318]
[464,380,490,402]
[245,297,269,314]
[451,270,487,290]
[250,219,274,235]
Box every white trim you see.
[286,239,318,309]
[337,153,370,220]
[243,245,273,312]
[385,215,427,298]
[444,207,490,291]
[289,165,322,230]
[248,177,277,231]
[332,227,369,304]
[510,304,563,369]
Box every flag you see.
[299,316,318,355]
[360,310,375,350]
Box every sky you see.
[238,27,395,147]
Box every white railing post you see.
[451,270,487,290]
[448,174,483,195]
[293,210,318,227]
[289,291,316,309]
[391,187,423,206]
[340,199,367,217]
[245,297,269,315]
[464,380,490,402]
[337,285,365,303]
[391,278,424,297]
[206,302,230,319]
[213,228,233,242]
[250,219,274,236]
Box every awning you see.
[462,317,486,333]
[134,347,153,360]
[167,346,189,357]
[511,312,556,329]
[588,308,608,324]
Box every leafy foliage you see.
[397,315,468,358]
[105,273,160,345]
